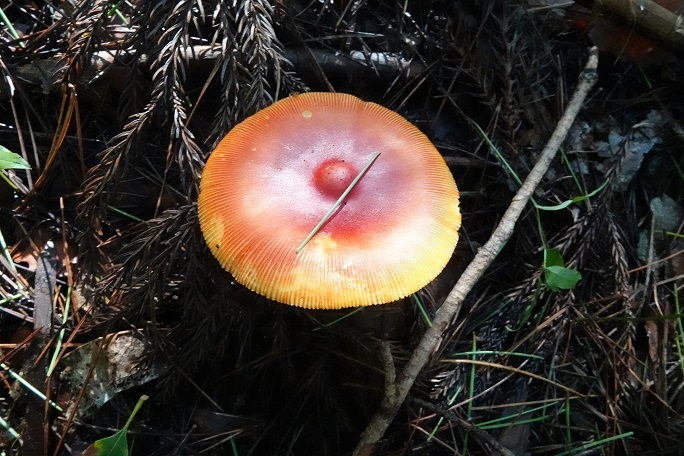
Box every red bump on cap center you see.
[313,159,357,198]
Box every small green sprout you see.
[543,248,581,291]
[83,395,148,456]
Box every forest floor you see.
[0,1,683,455]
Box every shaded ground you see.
[0,1,683,455]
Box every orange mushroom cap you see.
[198,92,461,309]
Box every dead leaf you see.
[59,331,166,417]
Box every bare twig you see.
[353,47,600,456]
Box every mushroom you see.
[198,92,460,309]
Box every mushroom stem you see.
[295,151,381,253]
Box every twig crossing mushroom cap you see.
[198,92,461,309]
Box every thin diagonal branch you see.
[353,47,600,456]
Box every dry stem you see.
[353,47,600,456]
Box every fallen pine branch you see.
[0,45,424,100]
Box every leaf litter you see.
[0,1,682,455]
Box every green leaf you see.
[544,248,564,268]
[544,265,582,291]
[543,248,581,291]
[0,146,30,170]
[83,429,129,456]
[534,199,575,211]
[534,180,608,211]
[82,395,148,456]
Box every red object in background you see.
[570,0,683,65]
